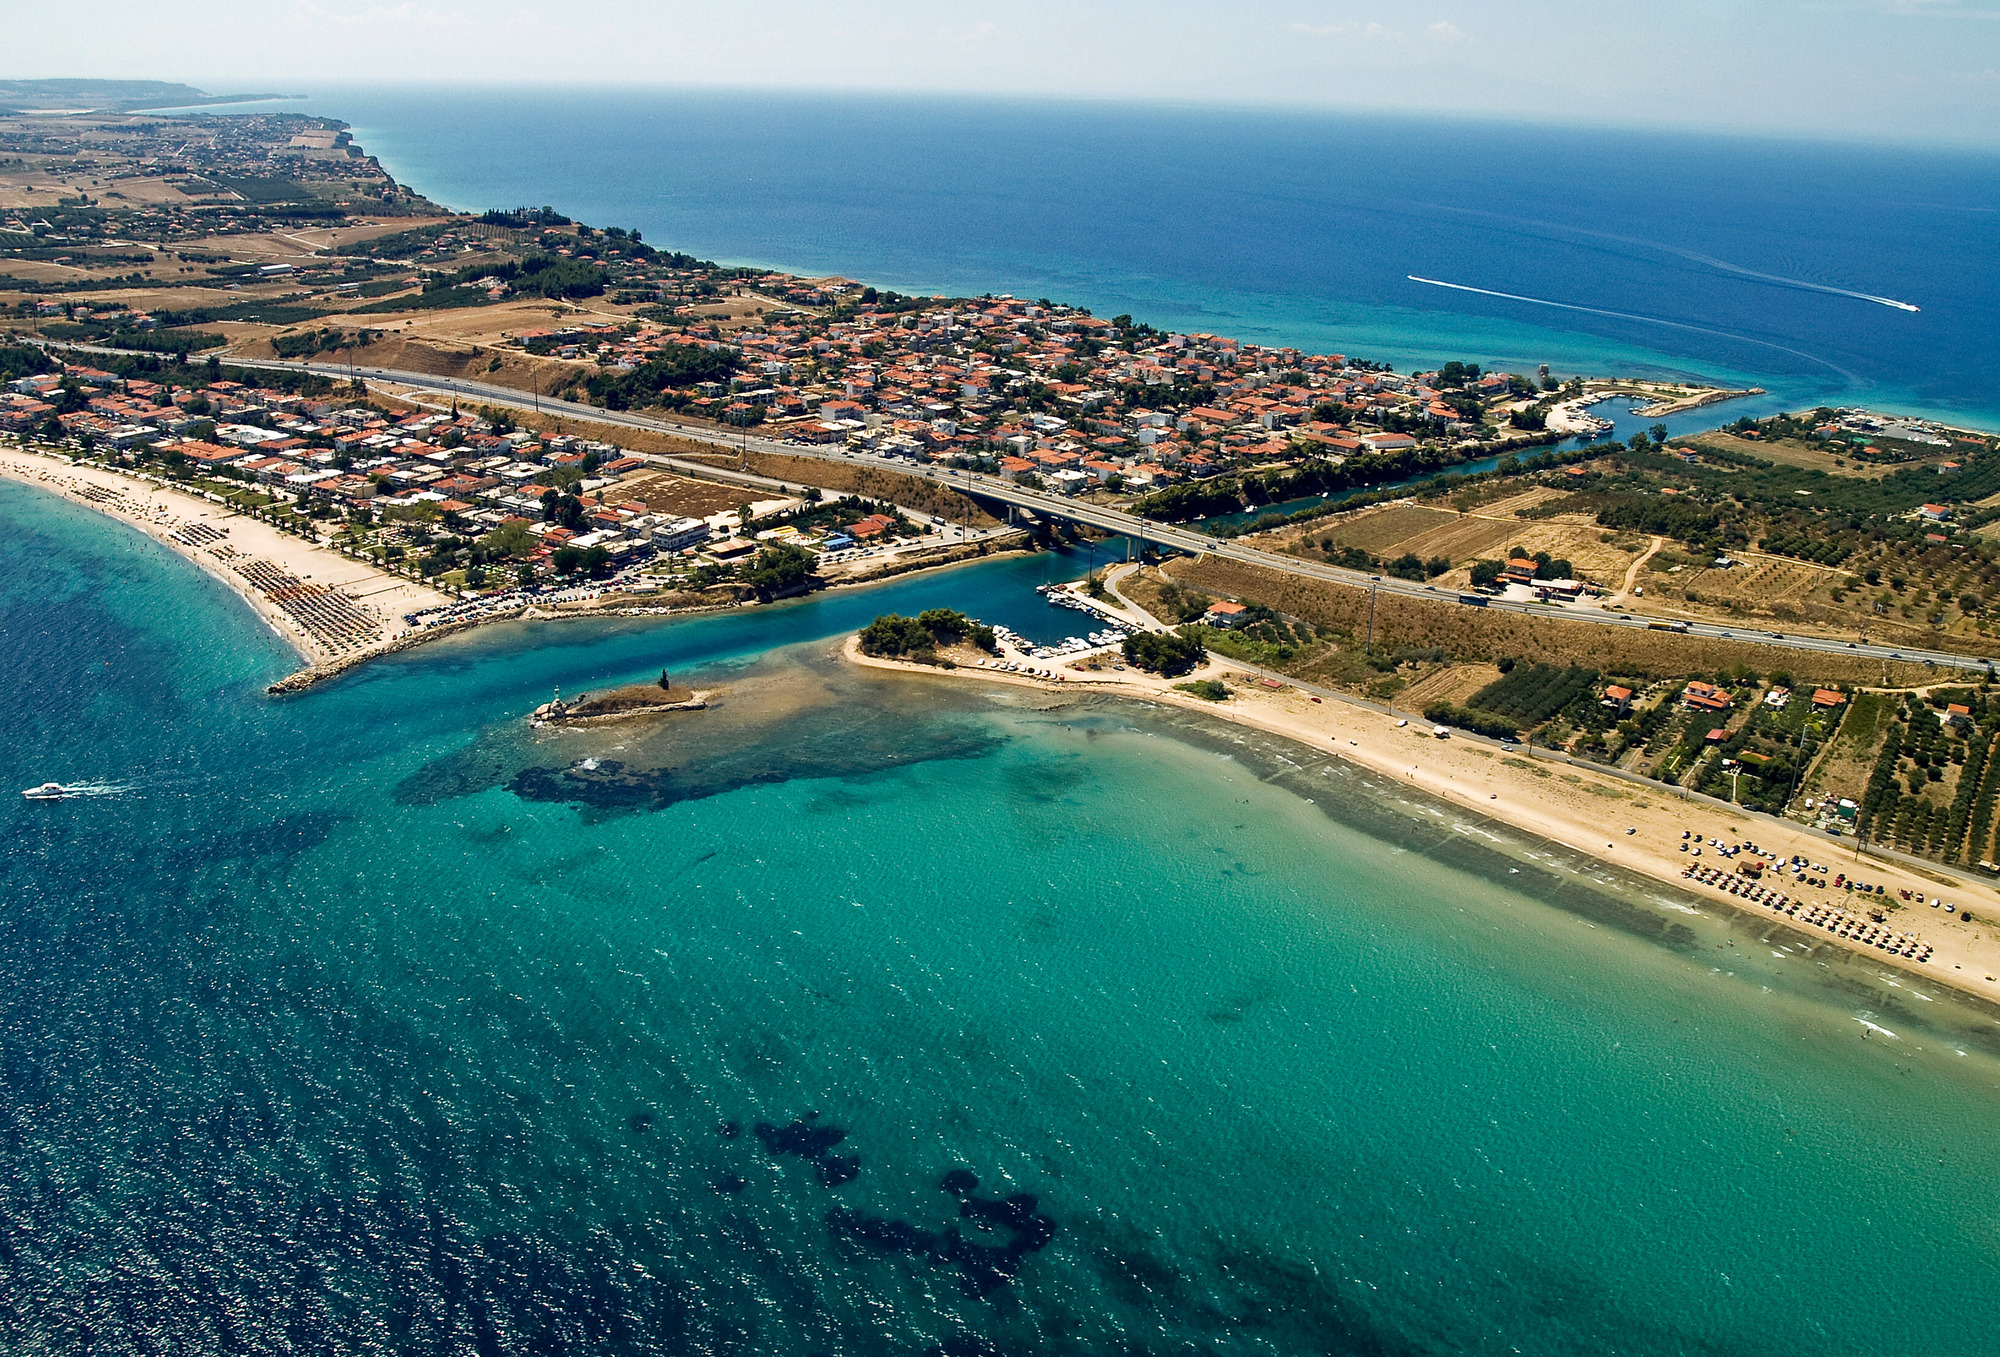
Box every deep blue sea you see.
[12,475,2000,1354]
[194,86,2000,430]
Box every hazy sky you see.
[8,1,1999,145]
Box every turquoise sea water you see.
[10,478,2000,1353]
[190,88,2000,431]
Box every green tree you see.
[1123,630,1203,677]
[743,542,815,599]
[479,519,536,557]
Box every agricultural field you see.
[1643,553,1847,625]
[1396,663,1503,711]
[1421,661,1607,740]
[1303,503,1458,554]
[1266,488,1653,593]
[1353,511,1517,566]
[1238,399,2000,654]
[1847,691,2000,868]
[1454,487,1573,517]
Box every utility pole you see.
[1366,579,1378,655]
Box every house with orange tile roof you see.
[1683,681,1732,713]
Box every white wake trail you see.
[1404,275,1859,381]
[1664,246,1918,313]
[1417,203,1921,312]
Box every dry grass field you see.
[1268,487,1644,588]
[1689,431,1888,479]
[1802,691,1894,802]
[1396,663,1504,709]
[677,451,1002,528]
[1310,504,1458,553]
[616,472,759,519]
[1166,556,1937,689]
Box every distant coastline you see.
[267,85,1995,430]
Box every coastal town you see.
[0,101,1763,522]
[8,90,2000,1011]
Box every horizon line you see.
[44,76,2000,157]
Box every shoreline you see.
[842,633,2000,1013]
[0,438,1041,692]
[0,442,454,669]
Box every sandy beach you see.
[844,624,2000,1010]
[21,430,2000,1006]
[0,442,451,672]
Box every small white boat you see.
[22,782,72,800]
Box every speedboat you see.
[22,782,72,800]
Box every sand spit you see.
[844,634,2000,1011]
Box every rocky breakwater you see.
[265,614,514,695]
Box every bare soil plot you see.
[616,472,755,520]
[1398,663,1504,709]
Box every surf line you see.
[1405,275,1860,382]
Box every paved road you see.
[46,344,2000,676]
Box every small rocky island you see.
[532,674,711,726]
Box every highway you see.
[54,345,2000,676]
